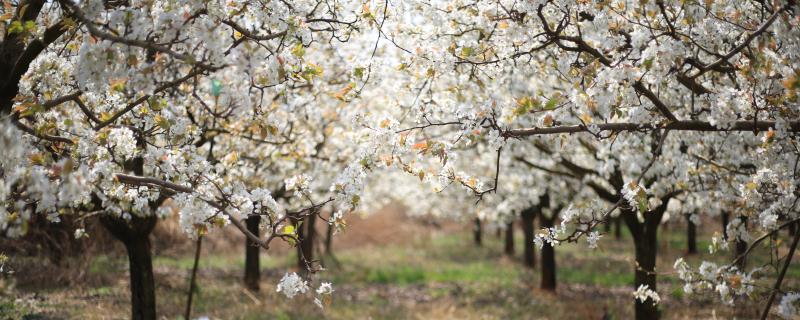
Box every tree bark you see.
[325,218,334,254]
[539,214,556,291]
[521,207,536,269]
[184,236,202,320]
[734,217,748,270]
[504,221,514,256]
[100,215,157,320]
[244,215,261,291]
[721,211,730,240]
[686,214,697,254]
[633,228,659,320]
[614,215,622,239]
[473,217,482,247]
[621,207,661,320]
[297,213,317,275]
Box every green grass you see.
[560,266,633,286]
[6,222,799,320]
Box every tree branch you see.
[507,120,800,137]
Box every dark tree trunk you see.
[325,219,334,254]
[621,207,661,320]
[721,211,730,240]
[686,214,697,254]
[604,217,612,233]
[633,229,659,320]
[244,215,261,291]
[521,208,536,269]
[184,236,202,320]
[614,216,622,239]
[734,217,748,270]
[473,217,482,247]
[539,214,556,291]
[504,221,514,256]
[297,213,317,275]
[734,238,747,269]
[100,215,157,320]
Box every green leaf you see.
[354,67,365,78]
[301,64,323,82]
[210,79,222,97]
[154,115,171,130]
[642,58,654,70]
[544,96,559,110]
[513,96,537,117]
[638,198,647,213]
[291,43,305,58]
[460,46,474,57]
[636,189,648,213]
[8,20,23,34]
[23,20,36,33]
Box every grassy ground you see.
[0,209,796,319]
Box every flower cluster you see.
[276,272,309,299]
[633,284,661,305]
[673,258,756,304]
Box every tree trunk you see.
[539,215,556,291]
[521,208,536,269]
[633,228,659,320]
[184,236,202,320]
[297,213,317,275]
[734,217,748,270]
[101,215,157,320]
[473,217,482,247]
[504,221,514,256]
[619,205,662,320]
[244,215,261,291]
[325,219,334,254]
[721,211,730,240]
[686,214,697,254]
[620,206,661,320]
[614,216,622,239]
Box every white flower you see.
[778,292,800,319]
[683,283,694,295]
[74,228,88,239]
[688,214,700,226]
[622,181,648,212]
[533,236,544,249]
[759,210,779,230]
[709,233,729,254]
[276,272,309,298]
[698,261,719,280]
[285,174,313,196]
[716,282,732,304]
[316,282,334,295]
[633,284,660,305]
[329,210,343,225]
[586,231,601,249]
[312,282,335,309]
[107,127,137,159]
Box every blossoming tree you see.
[0,0,374,318]
[3,0,800,319]
[343,1,800,319]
